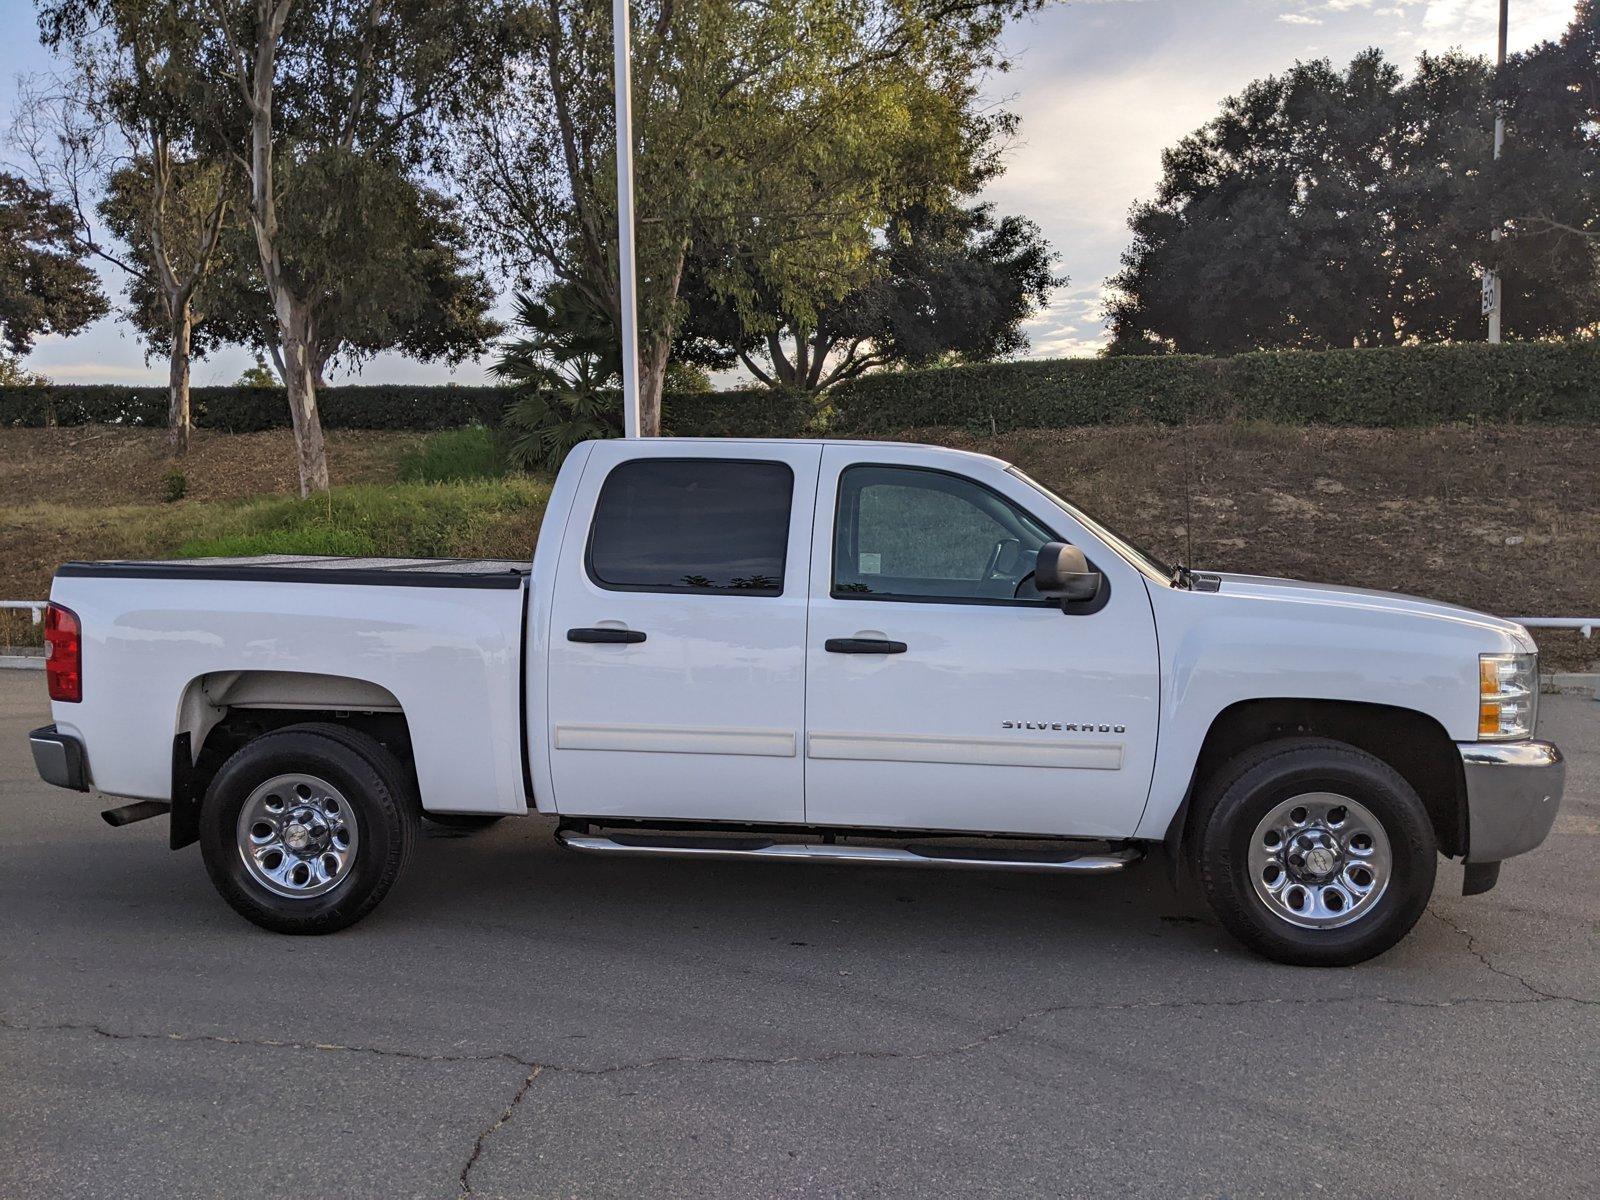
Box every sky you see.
[0,0,1584,386]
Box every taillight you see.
[45,603,82,703]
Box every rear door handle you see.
[568,627,647,644]
[825,637,906,654]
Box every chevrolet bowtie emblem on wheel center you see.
[1001,721,1128,733]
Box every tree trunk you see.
[637,335,671,437]
[281,300,330,497]
[167,302,193,456]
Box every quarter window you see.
[832,465,1057,603]
[588,459,793,594]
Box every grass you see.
[177,478,550,560]
[396,425,507,484]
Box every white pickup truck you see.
[30,438,1565,965]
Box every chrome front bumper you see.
[1458,740,1564,863]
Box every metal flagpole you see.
[613,0,642,437]
[1486,0,1509,344]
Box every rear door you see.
[803,445,1160,838]
[545,441,820,823]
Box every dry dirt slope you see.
[1,423,1596,668]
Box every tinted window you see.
[589,459,793,594]
[833,465,1055,603]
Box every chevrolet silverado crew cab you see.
[29,438,1566,965]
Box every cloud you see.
[1418,0,1574,45]
[1279,13,1324,24]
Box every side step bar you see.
[557,831,1141,874]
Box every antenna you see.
[1184,406,1195,570]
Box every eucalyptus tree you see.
[40,0,510,493]
[105,161,499,391]
[18,12,236,452]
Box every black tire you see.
[422,813,504,831]
[1192,737,1437,967]
[199,725,418,934]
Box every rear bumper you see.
[29,725,88,792]
[1458,740,1564,863]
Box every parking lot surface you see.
[2,672,1596,1199]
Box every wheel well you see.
[1187,698,1466,857]
[171,671,416,849]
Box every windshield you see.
[1006,467,1174,584]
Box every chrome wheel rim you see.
[1248,792,1392,930]
[236,773,359,900]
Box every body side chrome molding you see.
[806,731,1123,771]
[553,723,797,757]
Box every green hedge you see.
[0,381,811,437]
[5,342,1597,437]
[0,384,508,431]
[827,341,1600,433]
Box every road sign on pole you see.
[613,0,642,437]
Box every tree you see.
[19,3,238,453]
[0,171,106,355]
[106,160,500,390]
[495,287,622,470]
[1497,1,1600,305]
[234,356,277,386]
[0,353,51,386]
[40,0,508,494]
[682,200,1057,394]
[1107,41,1600,353]
[457,0,1037,434]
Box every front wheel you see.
[1192,737,1437,967]
[199,725,418,934]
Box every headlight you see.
[1479,652,1537,740]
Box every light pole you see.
[613,0,642,436]
[1486,0,1509,344]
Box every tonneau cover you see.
[55,555,530,589]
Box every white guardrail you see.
[1,601,47,624]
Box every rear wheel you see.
[199,726,417,934]
[1192,737,1437,966]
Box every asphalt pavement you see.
[2,671,1596,1199]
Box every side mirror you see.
[1035,542,1103,605]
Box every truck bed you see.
[56,555,530,590]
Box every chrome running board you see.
[556,831,1141,874]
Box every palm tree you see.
[493,289,621,470]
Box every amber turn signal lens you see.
[1479,701,1502,737]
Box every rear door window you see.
[587,459,794,595]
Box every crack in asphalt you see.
[1425,907,1597,1006]
[460,1065,543,1195]
[7,923,1596,1199]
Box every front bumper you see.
[29,725,88,792]
[1458,740,1564,863]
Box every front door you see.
[546,442,820,823]
[803,445,1160,838]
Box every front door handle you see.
[825,637,906,654]
[568,627,646,644]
